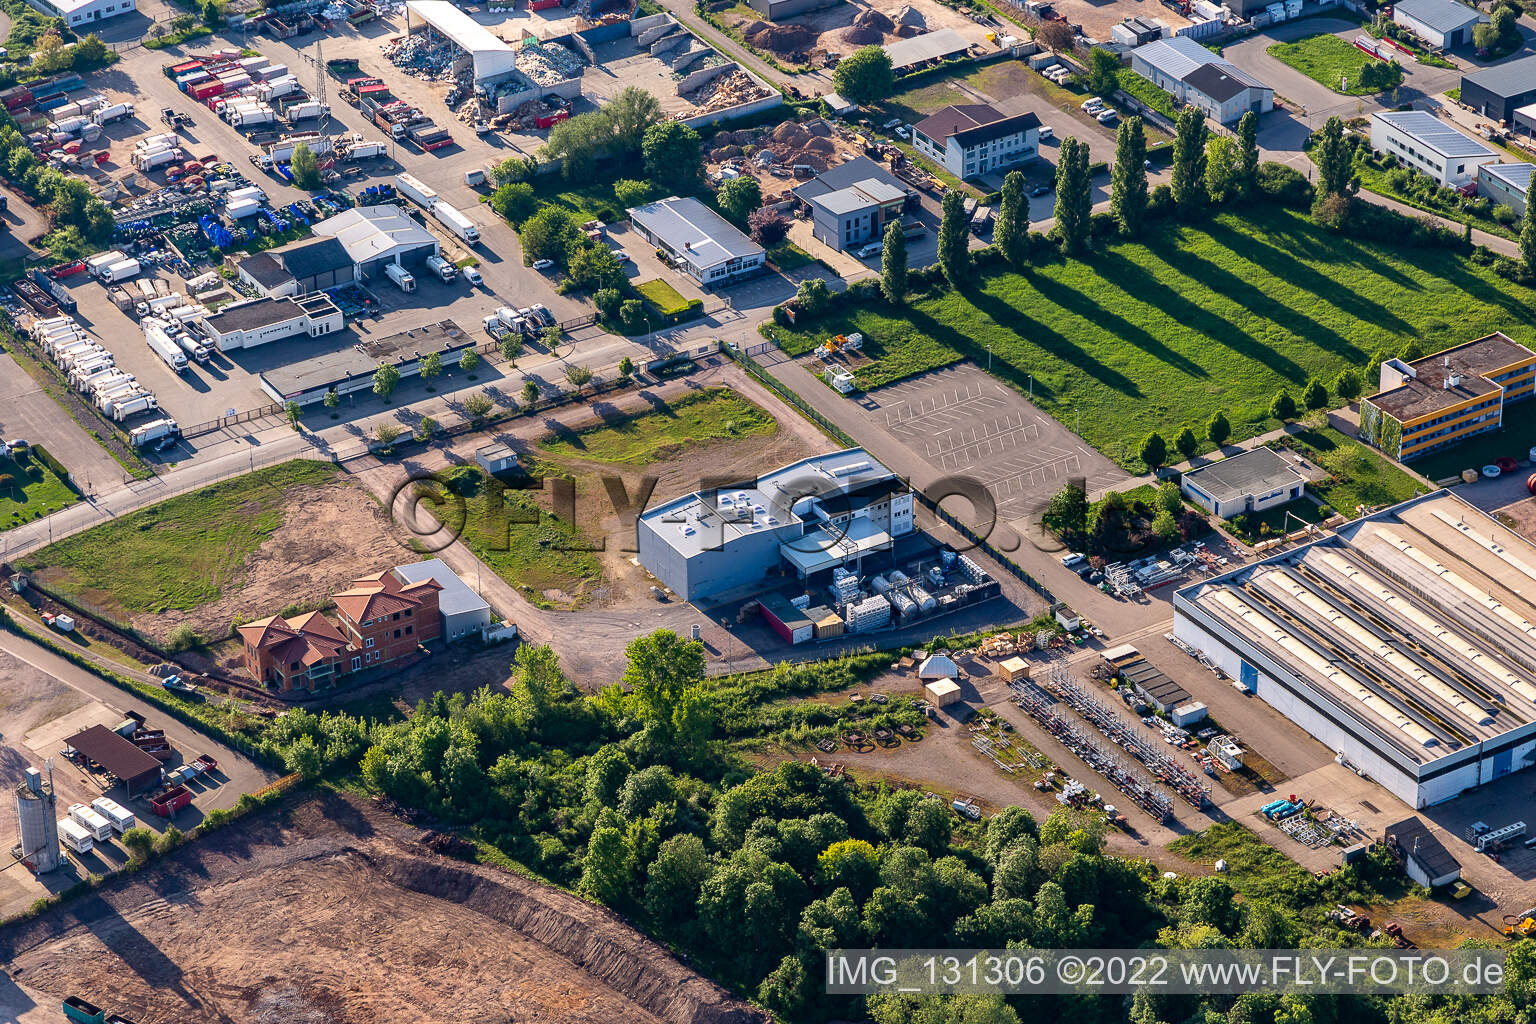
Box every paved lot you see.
[864,364,1124,523]
[0,354,130,491]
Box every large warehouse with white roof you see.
[1174,491,1536,809]
[404,0,518,84]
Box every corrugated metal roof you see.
[1374,110,1497,159]
[882,28,970,71]
[1464,53,1536,100]
[1482,161,1534,194]
[1394,0,1484,35]
[1132,35,1216,81]
[628,196,762,271]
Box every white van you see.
[1061,552,1087,569]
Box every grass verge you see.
[635,278,692,316]
[1267,34,1384,95]
[1274,426,1425,516]
[537,388,777,466]
[17,460,338,618]
[0,448,77,531]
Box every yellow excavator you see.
[1503,909,1536,939]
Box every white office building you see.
[1370,110,1498,187]
[34,0,136,26]
[628,196,765,287]
[911,104,1040,179]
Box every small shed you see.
[1385,817,1462,888]
[1170,701,1208,726]
[1208,734,1243,770]
[925,678,962,707]
[475,442,520,476]
[760,593,814,645]
[998,656,1030,682]
[1101,643,1140,670]
[823,91,857,116]
[918,653,959,679]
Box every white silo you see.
[15,762,62,873]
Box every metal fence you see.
[182,402,286,439]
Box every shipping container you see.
[68,802,114,841]
[57,816,94,853]
[150,785,192,817]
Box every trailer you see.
[394,171,437,209]
[149,784,192,817]
[108,392,159,421]
[101,258,142,283]
[285,100,330,123]
[91,101,134,125]
[91,796,136,834]
[58,816,94,853]
[145,324,190,373]
[337,137,386,161]
[129,417,179,447]
[68,802,114,841]
[425,254,457,282]
[132,146,182,171]
[431,200,480,244]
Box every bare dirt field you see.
[1495,494,1536,544]
[714,0,995,68]
[0,653,94,845]
[149,477,412,649]
[0,792,767,1024]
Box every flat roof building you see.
[395,559,492,641]
[1174,491,1536,809]
[793,156,918,251]
[637,448,915,602]
[912,103,1040,180]
[34,0,136,26]
[628,196,765,286]
[1460,53,1536,123]
[1130,36,1273,123]
[1180,446,1307,519]
[259,320,473,405]
[1478,161,1532,217]
[1358,332,1536,462]
[1384,817,1462,887]
[197,294,344,352]
[1370,110,1498,187]
[1392,0,1486,49]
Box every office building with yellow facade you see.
[1358,333,1536,463]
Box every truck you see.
[424,254,457,283]
[482,306,527,336]
[431,200,480,245]
[91,101,133,125]
[68,802,114,841]
[253,132,331,168]
[384,262,415,292]
[132,146,182,171]
[174,331,211,363]
[136,131,179,152]
[337,136,386,161]
[101,258,141,283]
[256,74,298,101]
[394,171,437,209]
[129,417,179,448]
[284,100,330,122]
[145,324,190,373]
[226,198,263,219]
[57,816,93,854]
[86,250,126,276]
[107,392,158,421]
[230,105,276,129]
[408,120,453,151]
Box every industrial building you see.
[1357,333,1536,462]
[63,725,164,795]
[745,0,840,19]
[627,196,764,286]
[911,103,1041,179]
[883,29,971,74]
[1174,491,1536,809]
[403,0,518,85]
[637,448,916,602]
[12,765,62,873]
[1180,446,1307,519]
[1111,16,1164,46]
[312,205,441,280]
[1459,53,1536,123]
[259,320,474,405]
[395,559,493,641]
[236,237,357,298]
[1370,111,1498,187]
[1478,162,1532,217]
[1384,817,1462,887]
[197,294,345,352]
[1129,36,1273,123]
[792,156,919,251]
[33,0,135,26]
[1391,0,1486,49]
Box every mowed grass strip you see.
[771,206,1536,467]
[636,278,692,316]
[0,451,78,531]
[538,388,778,466]
[19,460,338,616]
[1267,34,1380,95]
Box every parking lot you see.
[868,364,1124,523]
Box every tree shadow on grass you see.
[1428,257,1536,328]
[1259,210,1423,293]
[954,288,1143,398]
[1202,218,1414,343]
[1097,249,1307,381]
[1023,260,1209,380]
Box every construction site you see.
[0,793,768,1024]
[709,0,1001,71]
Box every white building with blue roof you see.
[1478,162,1532,217]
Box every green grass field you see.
[635,278,691,315]
[0,450,78,532]
[771,206,1536,468]
[538,388,777,466]
[1277,427,1424,516]
[1267,34,1381,95]
[1170,823,1314,900]
[19,460,337,616]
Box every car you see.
[532,258,556,271]
[894,126,910,139]
[1096,109,1118,125]
[1080,97,1103,112]
[1039,125,1054,141]
[1029,184,1051,197]
[1061,552,1087,569]
[531,304,553,325]
[155,436,177,453]
[855,241,884,258]
[883,117,901,129]
[462,266,483,286]
[612,249,630,263]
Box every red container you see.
[189,80,225,100]
[150,785,192,816]
[531,0,561,10]
[536,109,569,129]
[4,88,34,111]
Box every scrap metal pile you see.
[515,41,584,85]
[1009,677,1175,822]
[1043,664,1210,808]
[383,32,463,80]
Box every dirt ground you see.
[1495,495,1536,544]
[0,653,95,846]
[146,478,413,648]
[0,792,766,1024]
[719,0,995,67]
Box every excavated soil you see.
[742,19,818,55]
[0,793,768,1024]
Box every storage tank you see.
[15,765,61,873]
[870,574,891,595]
[910,586,938,613]
[888,570,909,585]
[889,590,917,617]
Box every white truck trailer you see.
[129,418,179,447]
[395,172,438,209]
[431,200,480,245]
[145,324,190,373]
[91,796,136,834]
[57,817,93,854]
[68,803,114,841]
